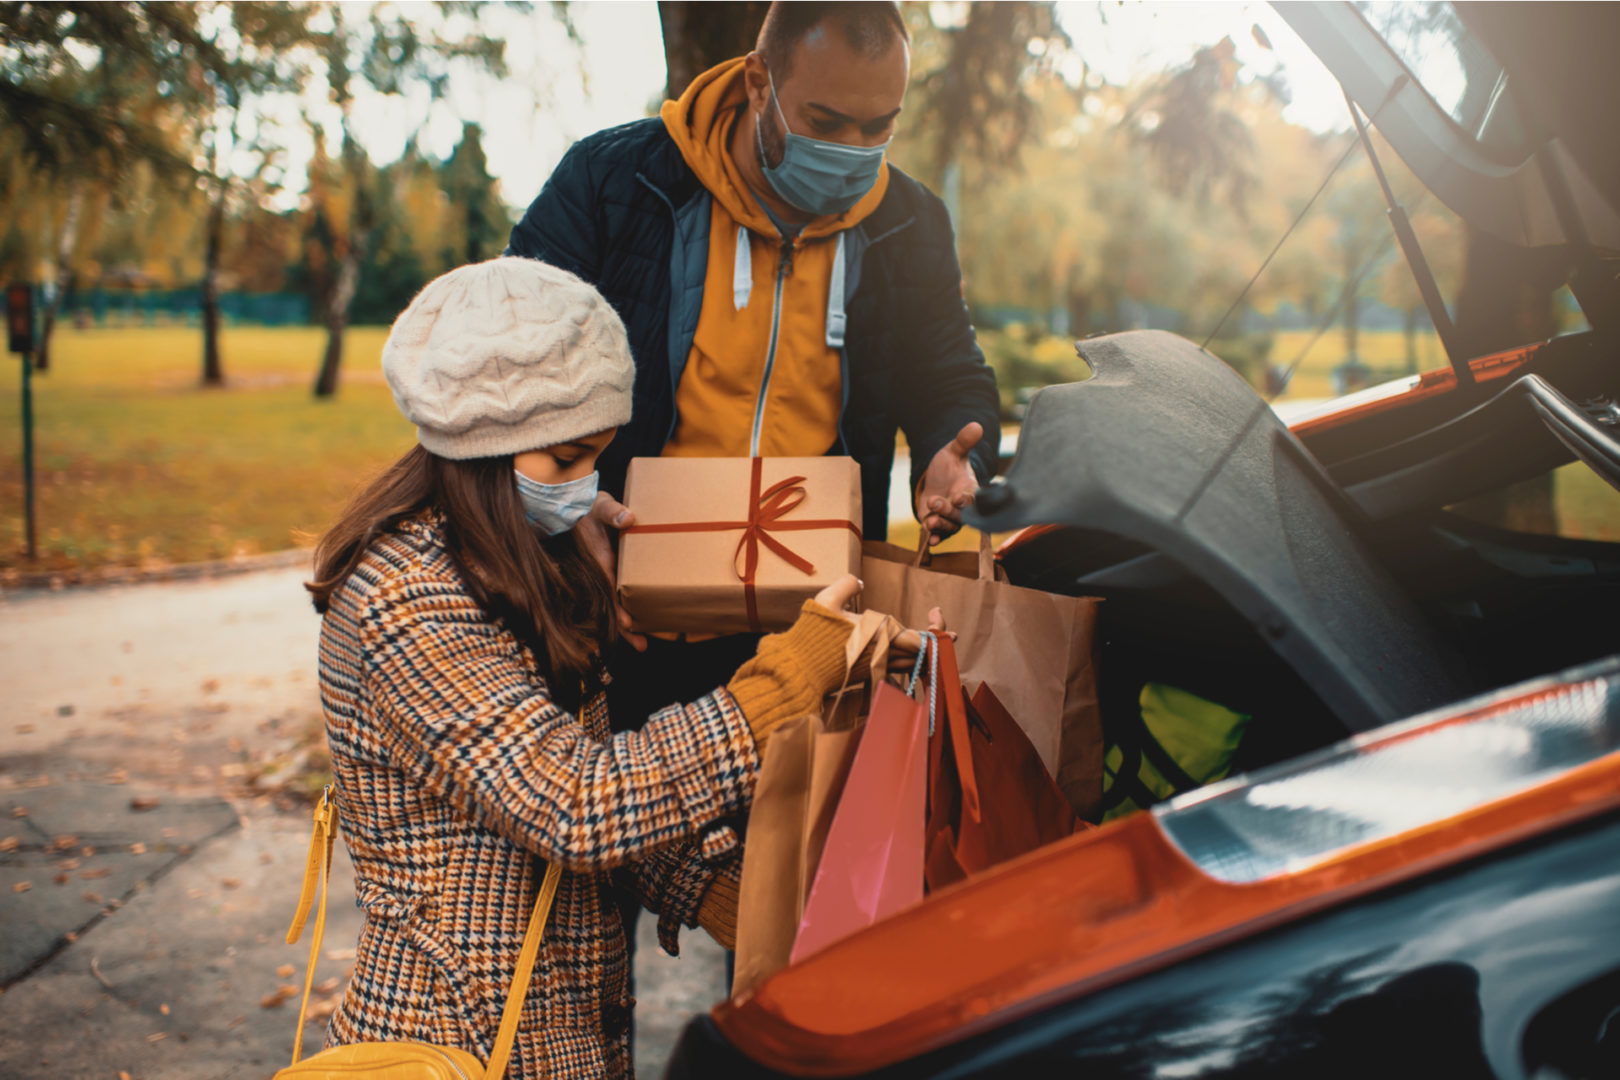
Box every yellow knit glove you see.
[727,600,856,750]
[696,871,739,951]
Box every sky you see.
[273,1,1355,214]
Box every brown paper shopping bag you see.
[861,532,1105,820]
[732,611,902,998]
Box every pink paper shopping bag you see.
[789,678,928,963]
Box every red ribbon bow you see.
[624,457,861,631]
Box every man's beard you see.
[755,104,787,172]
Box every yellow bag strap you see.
[284,786,563,1078]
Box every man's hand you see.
[914,421,983,547]
[577,491,647,652]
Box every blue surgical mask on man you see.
[757,68,890,217]
[514,469,599,536]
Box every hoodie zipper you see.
[749,234,795,456]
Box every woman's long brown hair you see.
[306,445,616,709]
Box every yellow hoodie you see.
[658,58,890,459]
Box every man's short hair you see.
[756,2,909,82]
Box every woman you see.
[306,257,921,1078]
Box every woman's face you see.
[513,427,618,485]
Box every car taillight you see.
[1157,661,1620,883]
[714,660,1620,1078]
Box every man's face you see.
[748,23,909,170]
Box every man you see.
[506,1,999,715]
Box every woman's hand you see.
[812,574,952,658]
[578,491,647,652]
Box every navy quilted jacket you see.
[506,118,1000,540]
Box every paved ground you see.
[0,564,726,1079]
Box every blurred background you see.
[1,0,1611,582]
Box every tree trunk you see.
[201,188,227,387]
[313,246,361,398]
[36,182,84,373]
[657,1,771,101]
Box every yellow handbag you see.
[275,787,562,1080]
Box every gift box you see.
[618,456,863,634]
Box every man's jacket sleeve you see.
[892,194,1002,501]
[505,140,602,280]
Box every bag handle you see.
[284,787,561,1078]
[933,636,981,823]
[826,609,903,717]
[912,527,996,583]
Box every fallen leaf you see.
[221,877,241,890]
[9,807,26,818]
[276,963,295,978]
[218,763,245,779]
[47,834,79,853]
[130,797,162,812]
[146,1032,167,1043]
[56,704,74,717]
[13,881,31,893]
[325,948,357,961]
[80,845,95,857]
[261,985,298,1009]
[23,775,51,788]
[105,769,128,785]
[225,1015,245,1030]
[160,827,178,839]
[129,843,146,855]
[227,737,244,753]
[14,724,34,734]
[53,873,69,885]
[259,853,273,865]
[0,836,18,852]
[200,679,220,694]
[306,998,337,1022]
[80,867,110,879]
[83,891,102,904]
[120,1072,132,1080]
[56,857,80,870]
[314,976,340,996]
[64,931,76,942]
[160,1003,170,1015]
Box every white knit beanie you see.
[380,257,635,460]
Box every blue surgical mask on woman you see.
[514,469,599,536]
[757,68,890,217]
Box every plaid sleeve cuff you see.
[656,830,743,956]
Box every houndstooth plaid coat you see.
[316,514,756,1078]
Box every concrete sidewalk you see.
[0,566,725,1079]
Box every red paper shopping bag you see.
[789,679,928,963]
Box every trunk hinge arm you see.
[1343,86,1473,386]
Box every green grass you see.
[0,325,414,574]
[3,325,1616,576]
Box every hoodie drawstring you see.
[825,231,847,348]
[733,226,752,311]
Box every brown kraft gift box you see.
[617,456,863,635]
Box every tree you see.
[656,1,770,101]
[310,1,512,399]
[1128,36,1281,219]
[902,0,1072,203]
[191,2,321,386]
[439,123,512,267]
[0,0,202,369]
